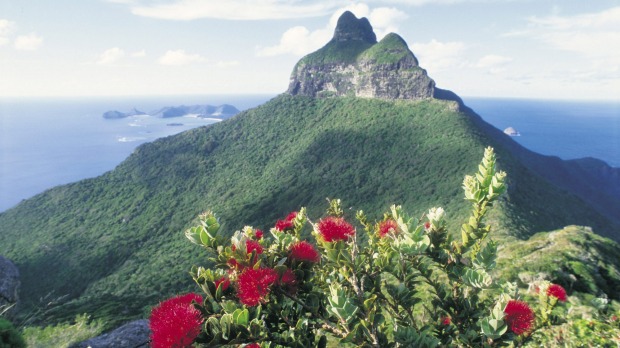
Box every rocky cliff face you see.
[287,11,436,100]
[0,255,20,318]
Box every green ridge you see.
[358,33,416,65]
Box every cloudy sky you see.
[1,0,618,99]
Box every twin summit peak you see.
[287,11,459,105]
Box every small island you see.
[102,104,240,120]
[504,127,520,136]
[102,107,146,119]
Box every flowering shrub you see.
[155,147,573,347]
[503,300,535,335]
[149,293,204,348]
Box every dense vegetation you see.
[358,33,418,65]
[0,95,618,333]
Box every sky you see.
[1,0,619,100]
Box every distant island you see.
[103,104,240,120]
[102,107,146,119]
[503,127,520,136]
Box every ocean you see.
[0,95,273,212]
[0,96,618,212]
[463,98,620,168]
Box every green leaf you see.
[461,268,492,289]
[481,317,507,339]
[232,308,249,326]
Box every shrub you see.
[155,147,572,347]
[0,317,26,348]
[21,314,104,348]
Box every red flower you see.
[278,268,298,294]
[214,277,230,292]
[504,300,535,335]
[254,229,264,239]
[245,240,263,255]
[279,269,296,285]
[275,211,298,231]
[546,284,567,302]
[289,241,320,263]
[378,219,398,237]
[245,344,261,348]
[441,316,451,325]
[237,268,278,306]
[149,293,203,348]
[424,222,431,230]
[275,220,293,231]
[317,216,355,242]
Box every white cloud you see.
[106,0,138,4]
[476,54,512,68]
[475,54,512,74]
[158,49,205,65]
[410,39,466,72]
[367,0,479,5]
[525,6,620,64]
[256,26,331,57]
[131,0,345,20]
[14,33,43,51]
[131,49,146,57]
[216,60,240,68]
[97,47,126,65]
[0,19,15,46]
[257,4,408,57]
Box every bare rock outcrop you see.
[0,255,20,318]
[69,319,150,348]
[287,11,436,101]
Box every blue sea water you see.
[0,95,272,212]
[0,96,618,212]
[463,98,620,168]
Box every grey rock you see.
[0,255,20,318]
[69,319,150,348]
[287,12,437,101]
[286,11,464,110]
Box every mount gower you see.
[1,11,619,336]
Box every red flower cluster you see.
[289,241,320,263]
[317,216,355,242]
[245,344,261,348]
[275,211,298,231]
[245,240,263,255]
[378,219,398,237]
[254,229,264,239]
[232,240,264,255]
[546,284,567,302]
[237,268,278,306]
[504,300,535,335]
[150,293,204,348]
[441,316,451,326]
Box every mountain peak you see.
[332,11,377,44]
[287,11,462,103]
